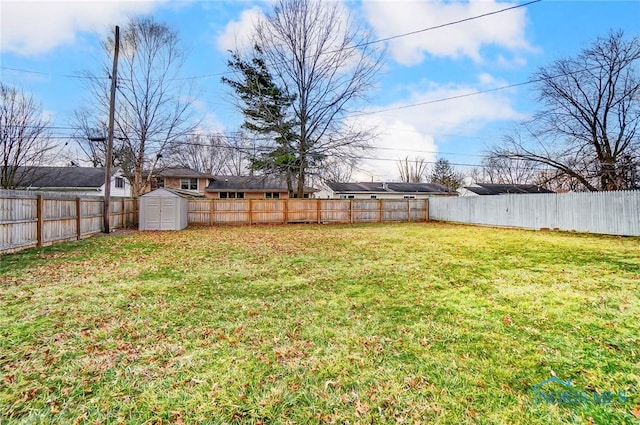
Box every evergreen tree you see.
[222,45,298,196]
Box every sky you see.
[1,0,639,182]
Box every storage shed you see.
[139,188,189,231]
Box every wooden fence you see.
[0,190,138,253]
[188,198,429,226]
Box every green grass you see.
[1,223,639,424]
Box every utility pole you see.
[104,25,120,234]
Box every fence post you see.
[249,199,253,226]
[350,200,354,224]
[36,194,44,247]
[284,199,288,224]
[407,200,411,222]
[134,198,139,226]
[209,200,215,226]
[425,198,429,222]
[379,200,384,223]
[317,199,321,224]
[76,197,82,240]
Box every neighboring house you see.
[12,166,132,197]
[458,183,554,196]
[147,167,211,196]
[318,181,457,199]
[205,175,316,199]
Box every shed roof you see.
[140,188,198,198]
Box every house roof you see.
[325,181,455,194]
[465,183,554,195]
[153,167,211,178]
[206,175,316,193]
[14,166,107,189]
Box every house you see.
[205,175,316,199]
[11,166,132,197]
[458,183,554,196]
[147,167,211,196]
[318,181,457,199]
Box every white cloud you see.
[361,0,533,66]
[351,118,438,181]
[353,74,527,181]
[1,1,165,55]
[215,6,263,52]
[190,98,226,134]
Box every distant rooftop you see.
[14,166,106,188]
[207,175,316,192]
[325,181,455,194]
[153,167,211,178]
[464,183,554,195]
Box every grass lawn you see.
[1,222,639,424]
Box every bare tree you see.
[165,134,229,174]
[480,152,540,184]
[397,156,429,182]
[252,0,385,197]
[224,132,256,176]
[496,31,640,191]
[318,157,356,183]
[0,83,55,188]
[82,17,198,196]
[70,108,109,167]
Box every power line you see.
[2,0,541,82]
[0,66,109,80]
[349,81,533,117]
[349,57,640,117]
[358,0,542,48]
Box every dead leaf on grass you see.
[631,406,640,419]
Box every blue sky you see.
[1,0,639,181]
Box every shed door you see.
[160,198,177,230]
[145,198,161,230]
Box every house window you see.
[265,192,280,199]
[181,178,198,190]
[157,178,165,188]
[220,192,244,199]
[115,177,124,189]
[403,195,416,199]
[370,195,377,199]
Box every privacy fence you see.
[429,190,640,237]
[187,198,429,226]
[4,189,636,254]
[0,190,138,253]
[1,191,428,253]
